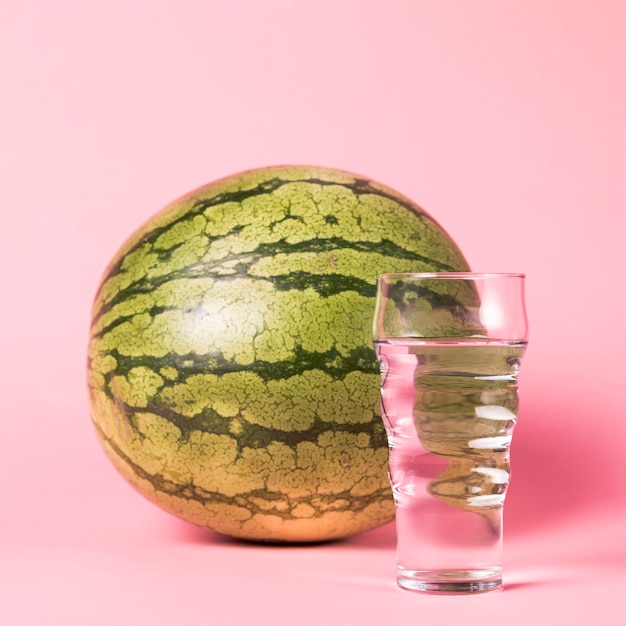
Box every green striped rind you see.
[87,165,471,542]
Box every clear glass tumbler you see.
[373,273,528,594]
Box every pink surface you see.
[1,1,625,624]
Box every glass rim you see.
[377,272,525,280]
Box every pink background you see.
[2,1,625,623]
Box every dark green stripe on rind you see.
[98,345,386,447]
[94,421,390,521]
[91,235,459,329]
[111,394,388,450]
[107,345,378,382]
[95,174,433,294]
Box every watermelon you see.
[87,165,470,542]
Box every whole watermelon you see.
[87,165,470,542]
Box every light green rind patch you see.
[152,234,210,276]
[300,290,371,355]
[160,371,265,420]
[153,215,208,250]
[87,353,118,389]
[110,367,164,408]
[152,277,215,309]
[317,371,378,424]
[159,366,178,381]
[242,370,326,431]
[98,246,160,308]
[203,201,259,237]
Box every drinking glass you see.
[373,273,528,594]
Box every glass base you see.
[397,566,502,594]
